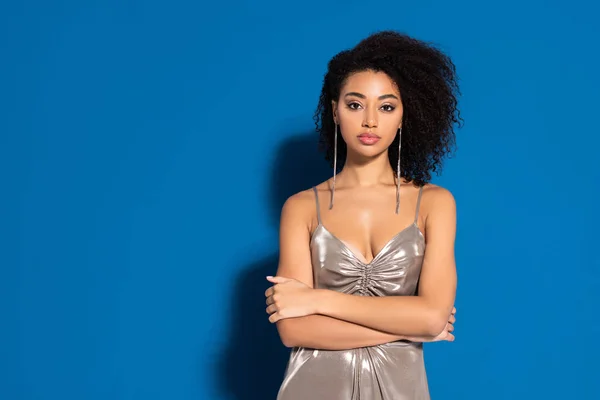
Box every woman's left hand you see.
[265,276,318,323]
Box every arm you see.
[272,192,429,349]
[278,315,429,350]
[314,187,457,337]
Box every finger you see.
[452,306,456,315]
[447,323,454,332]
[264,287,274,297]
[449,314,456,324]
[269,312,281,323]
[266,296,274,306]
[446,333,455,342]
[266,304,278,315]
[266,276,290,284]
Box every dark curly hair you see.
[314,30,463,187]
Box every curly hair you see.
[314,30,463,187]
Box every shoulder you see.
[282,179,331,212]
[280,185,320,223]
[420,183,457,219]
[280,180,331,228]
[421,183,455,203]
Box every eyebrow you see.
[344,92,399,101]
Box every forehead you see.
[340,70,399,96]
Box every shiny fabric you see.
[277,186,429,400]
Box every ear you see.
[331,100,338,124]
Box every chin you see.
[348,144,387,159]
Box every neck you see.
[337,150,399,188]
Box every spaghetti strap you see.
[414,186,424,223]
[312,186,322,224]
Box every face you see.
[332,70,403,159]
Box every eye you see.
[381,104,395,112]
[346,102,362,110]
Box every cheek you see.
[385,114,403,134]
[338,108,358,120]
[337,110,362,129]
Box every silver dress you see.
[277,186,429,400]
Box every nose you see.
[362,109,378,128]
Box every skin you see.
[265,70,458,350]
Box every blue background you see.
[2,1,599,399]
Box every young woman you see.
[265,30,461,400]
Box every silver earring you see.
[329,123,338,210]
[395,128,402,214]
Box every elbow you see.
[426,310,449,336]
[280,333,297,348]
[276,320,299,348]
[281,337,297,348]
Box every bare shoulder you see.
[420,183,457,220]
[282,179,331,215]
[280,186,319,229]
[421,183,456,203]
[281,187,316,213]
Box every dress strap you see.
[414,186,424,223]
[312,186,322,224]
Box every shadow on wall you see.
[217,132,330,400]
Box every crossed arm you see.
[267,187,457,351]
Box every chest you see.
[309,223,426,296]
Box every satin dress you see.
[277,186,429,400]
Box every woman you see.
[265,30,461,400]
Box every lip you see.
[357,132,381,145]
[358,132,380,138]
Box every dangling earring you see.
[329,123,338,210]
[395,127,402,214]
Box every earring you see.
[395,127,402,214]
[329,123,338,210]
